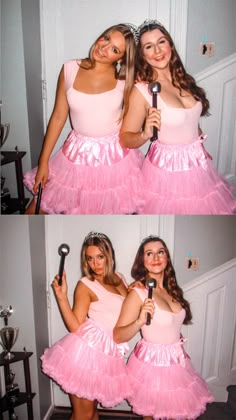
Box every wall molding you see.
[194,52,236,82]
[183,258,236,292]
[183,258,236,401]
[194,53,236,187]
[170,0,188,64]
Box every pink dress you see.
[24,60,144,214]
[127,288,214,420]
[41,276,131,407]
[136,82,236,214]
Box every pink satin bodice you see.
[133,287,185,344]
[64,60,125,137]
[80,275,127,333]
[135,82,202,144]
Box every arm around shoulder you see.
[113,289,144,343]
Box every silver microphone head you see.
[145,278,157,289]
[148,82,161,95]
[58,243,70,256]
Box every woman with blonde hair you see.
[24,23,143,214]
[41,232,131,420]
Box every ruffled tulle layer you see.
[24,130,144,214]
[141,138,236,214]
[41,320,131,407]
[127,339,214,420]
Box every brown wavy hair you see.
[131,235,192,324]
[81,232,121,286]
[80,23,136,117]
[136,22,209,116]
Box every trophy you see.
[5,369,20,402]
[0,122,10,160]
[0,327,19,360]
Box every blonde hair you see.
[81,232,120,286]
[81,23,136,118]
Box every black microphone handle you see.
[146,287,153,325]
[58,254,66,286]
[151,93,158,141]
[35,183,43,215]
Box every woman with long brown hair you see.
[120,20,236,214]
[114,235,214,420]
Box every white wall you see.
[1,0,30,196]
[186,0,236,74]
[0,216,41,419]
[174,215,236,286]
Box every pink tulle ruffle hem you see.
[23,130,144,214]
[127,339,214,420]
[141,137,236,214]
[41,320,131,407]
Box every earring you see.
[116,61,121,73]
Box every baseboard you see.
[43,404,55,420]
[51,407,141,418]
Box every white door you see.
[44,214,175,408]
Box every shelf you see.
[1,151,28,214]
[0,393,36,413]
[0,352,33,366]
[0,351,34,419]
[1,151,26,165]
[1,198,29,214]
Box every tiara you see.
[124,23,139,44]
[137,19,165,36]
[83,231,108,242]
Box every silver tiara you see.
[124,23,139,44]
[83,231,108,242]
[137,19,165,36]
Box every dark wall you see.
[21,0,44,168]
[29,216,51,418]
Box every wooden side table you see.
[0,351,35,419]
[1,151,29,214]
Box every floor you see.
[49,402,236,419]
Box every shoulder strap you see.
[135,82,152,105]
[133,286,147,302]
[64,59,80,91]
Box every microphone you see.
[57,244,70,286]
[35,183,43,215]
[145,277,157,325]
[148,82,161,141]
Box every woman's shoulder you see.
[64,59,81,68]
[133,81,151,102]
[79,276,91,284]
[131,286,147,301]
[63,59,81,90]
[134,80,149,89]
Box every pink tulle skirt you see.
[127,338,214,420]
[140,136,236,214]
[24,130,144,214]
[41,320,131,407]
